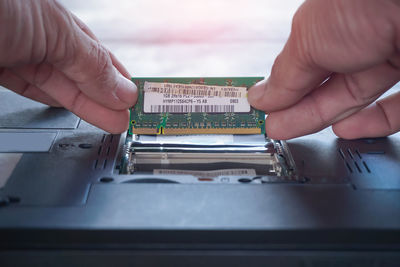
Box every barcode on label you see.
[144,82,247,98]
[143,82,251,113]
[150,105,235,113]
[146,88,243,98]
[154,169,257,178]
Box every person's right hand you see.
[248,0,400,140]
[0,0,137,133]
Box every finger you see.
[332,91,400,139]
[70,13,100,42]
[247,45,330,112]
[248,0,400,113]
[108,51,131,80]
[61,37,136,110]
[12,63,130,133]
[264,62,400,140]
[0,68,61,107]
[71,13,131,79]
[48,13,137,110]
[247,0,331,112]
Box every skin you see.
[248,0,400,140]
[0,0,137,134]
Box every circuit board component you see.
[129,77,265,135]
[119,134,299,183]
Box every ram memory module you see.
[129,77,265,135]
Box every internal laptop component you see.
[129,77,265,135]
[119,134,298,183]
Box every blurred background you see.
[59,0,303,77]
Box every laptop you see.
[0,81,400,267]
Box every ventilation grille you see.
[93,134,116,170]
[339,147,371,174]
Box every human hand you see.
[0,0,137,133]
[248,0,400,140]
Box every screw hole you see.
[79,143,92,149]
[58,144,71,149]
[7,196,21,203]
[100,177,114,183]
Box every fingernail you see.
[248,79,267,105]
[117,76,138,106]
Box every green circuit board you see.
[129,77,265,135]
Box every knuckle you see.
[308,93,327,126]
[68,91,86,115]
[19,83,32,97]
[83,42,112,81]
[291,2,305,32]
[290,11,305,54]
[44,1,77,64]
[388,56,400,71]
[376,100,395,132]
[33,63,54,87]
[93,44,113,79]
[88,43,122,102]
[342,74,375,105]
[269,54,284,80]
[287,3,318,70]
[71,41,112,84]
[91,44,118,91]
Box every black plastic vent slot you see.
[339,147,371,174]
[93,134,117,170]
[362,161,371,173]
